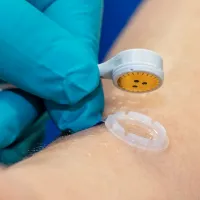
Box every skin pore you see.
[1,0,200,199]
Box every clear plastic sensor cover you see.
[105,111,169,151]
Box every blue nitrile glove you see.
[0,0,104,165]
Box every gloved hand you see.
[0,0,104,165]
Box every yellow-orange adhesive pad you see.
[117,72,161,93]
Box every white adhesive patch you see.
[105,111,169,151]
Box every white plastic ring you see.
[105,111,169,151]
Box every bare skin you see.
[1,0,200,199]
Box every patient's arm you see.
[3,0,200,199]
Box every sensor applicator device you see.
[98,49,164,93]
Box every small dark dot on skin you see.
[142,82,147,85]
[134,80,139,83]
[133,85,138,88]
